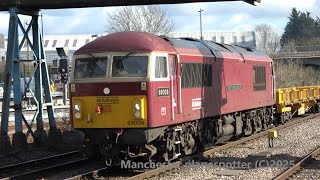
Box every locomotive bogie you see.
[81,106,275,163]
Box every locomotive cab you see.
[71,52,150,128]
[70,50,179,164]
[70,52,178,128]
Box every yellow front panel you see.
[72,95,147,128]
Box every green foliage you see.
[281,8,320,46]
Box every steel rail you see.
[0,150,87,179]
[273,146,320,180]
[126,161,182,180]
[7,158,88,179]
[124,113,320,180]
[0,150,79,170]
[64,166,109,180]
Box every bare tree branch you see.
[255,24,280,55]
[106,5,175,36]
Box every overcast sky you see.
[0,0,319,36]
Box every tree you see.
[106,5,175,36]
[274,58,320,88]
[0,34,4,48]
[281,8,320,46]
[255,24,280,54]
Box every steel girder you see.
[0,8,56,137]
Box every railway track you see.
[65,166,110,180]
[0,150,87,179]
[273,146,320,180]
[125,113,320,180]
[2,116,317,180]
[1,111,307,180]
[51,113,319,180]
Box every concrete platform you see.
[212,169,247,176]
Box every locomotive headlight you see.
[132,98,145,119]
[74,112,81,119]
[74,104,81,112]
[134,111,141,118]
[134,103,141,111]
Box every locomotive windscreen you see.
[74,57,108,79]
[112,56,148,77]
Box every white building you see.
[171,31,255,48]
[2,31,256,65]
[0,34,5,61]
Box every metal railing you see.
[281,45,320,52]
[270,51,320,59]
[269,45,320,59]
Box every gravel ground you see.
[290,155,320,180]
[0,115,318,180]
[150,116,320,180]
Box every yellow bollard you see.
[267,130,278,148]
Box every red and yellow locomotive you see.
[70,31,275,165]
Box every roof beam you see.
[0,0,260,11]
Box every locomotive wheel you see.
[314,104,319,113]
[284,112,290,122]
[253,117,262,133]
[273,114,283,126]
[243,118,252,136]
[262,116,268,130]
[278,114,285,125]
[273,117,279,127]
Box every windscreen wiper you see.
[120,52,136,61]
[85,53,106,73]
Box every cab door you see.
[169,55,179,120]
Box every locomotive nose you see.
[72,95,147,128]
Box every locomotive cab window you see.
[155,56,168,78]
[170,56,176,77]
[253,65,266,91]
[112,56,148,77]
[74,57,108,79]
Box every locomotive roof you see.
[74,31,176,55]
[74,31,272,62]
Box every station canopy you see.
[0,0,260,11]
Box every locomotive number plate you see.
[96,96,119,104]
[158,88,169,97]
[227,84,242,91]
